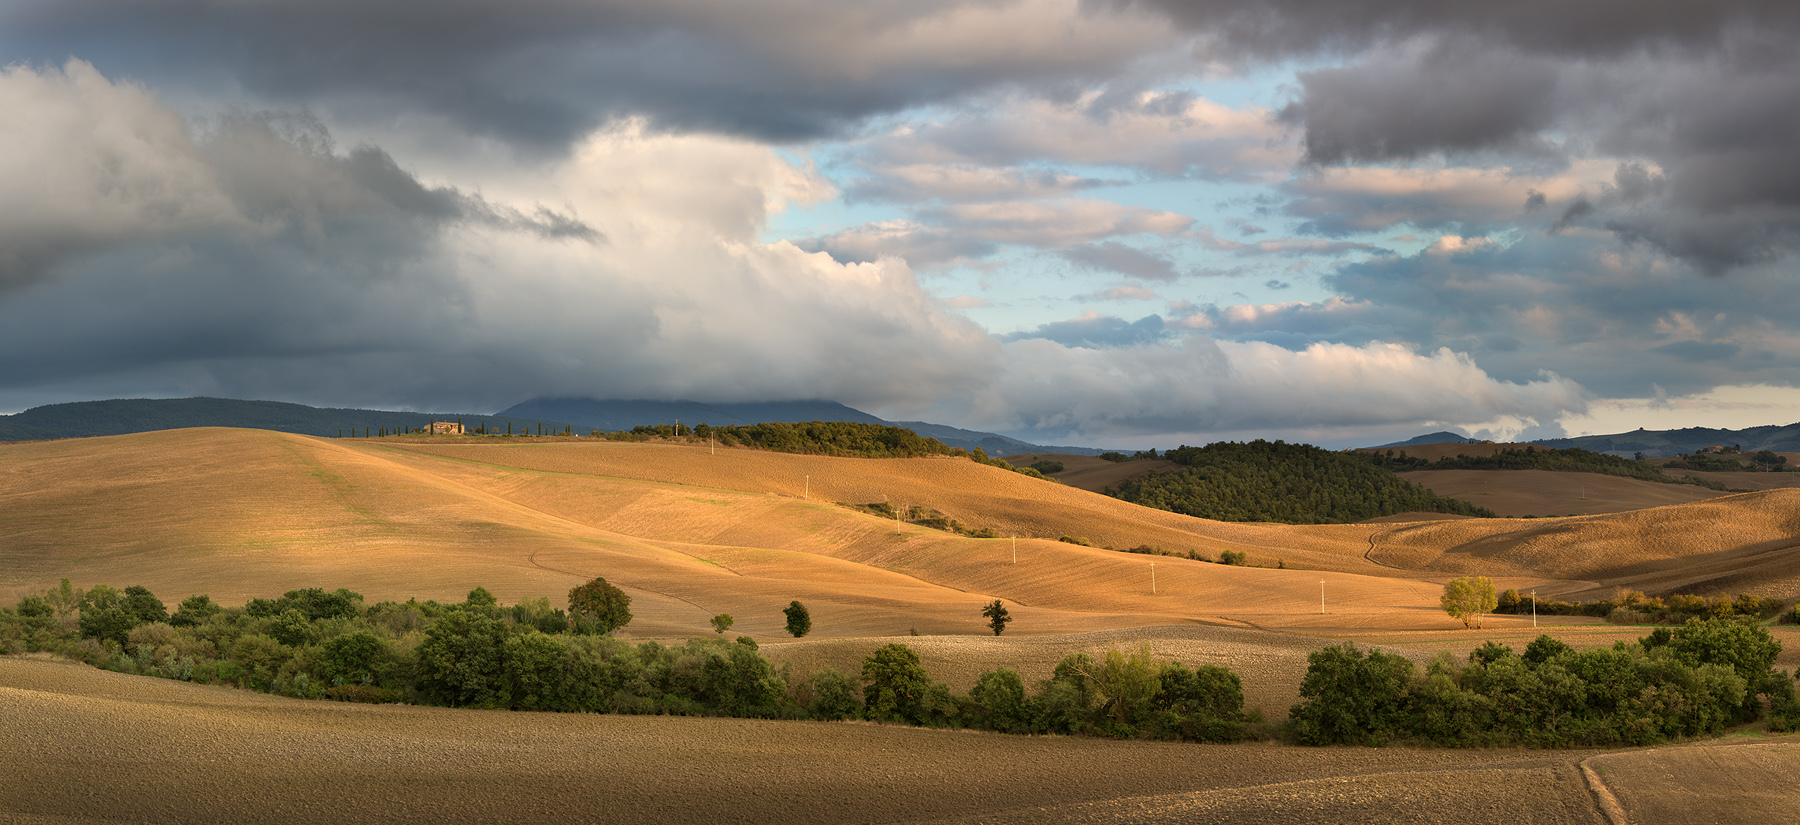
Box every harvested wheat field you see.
[8,428,1800,823]
[1398,468,1730,517]
[1001,453,1183,494]
[8,427,1800,639]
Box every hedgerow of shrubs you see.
[1497,588,1783,624]
[0,581,1251,742]
[8,580,1797,747]
[1289,619,1800,747]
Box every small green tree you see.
[1440,576,1498,629]
[783,601,811,637]
[711,614,734,635]
[981,600,1011,635]
[568,577,632,634]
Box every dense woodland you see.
[1110,440,1494,524]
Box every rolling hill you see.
[8,427,1800,637]
[11,426,1800,825]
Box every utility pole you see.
[1011,536,1017,565]
[804,475,809,500]
[1320,580,1326,614]
[1532,589,1538,628]
[1151,562,1156,595]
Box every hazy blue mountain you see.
[1532,423,1800,457]
[0,398,577,441]
[1369,423,1800,456]
[0,395,1112,456]
[1369,431,1477,449]
[890,420,1107,457]
[496,398,887,431]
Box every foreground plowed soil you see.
[1,658,1609,825]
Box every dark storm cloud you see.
[1094,1,1800,272]
[1280,39,1562,164]
[1,0,1174,149]
[1102,0,1800,59]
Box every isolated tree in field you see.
[1440,576,1498,629]
[711,614,734,635]
[981,600,1011,635]
[784,601,811,637]
[567,577,632,634]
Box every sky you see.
[2,0,1799,449]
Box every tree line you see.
[1291,619,1798,747]
[1353,445,1740,490]
[1110,440,1494,524]
[9,579,1796,748]
[0,580,1246,742]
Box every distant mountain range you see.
[0,398,581,442]
[1372,431,1485,449]
[0,396,1109,456]
[1373,423,1800,457]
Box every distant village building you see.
[1699,445,1729,454]
[430,421,465,435]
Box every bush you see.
[862,643,930,724]
[970,668,1029,732]
[799,668,862,720]
[1287,644,1414,746]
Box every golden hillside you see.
[4,428,1798,641]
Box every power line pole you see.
[1150,562,1156,595]
[1320,580,1326,615]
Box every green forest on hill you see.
[1109,440,1494,524]
[612,421,1052,479]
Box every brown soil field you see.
[1398,468,1731,517]
[8,428,1800,822]
[8,652,1798,824]
[0,656,1712,825]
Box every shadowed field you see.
[7,428,1800,823]
[7,655,1800,825]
